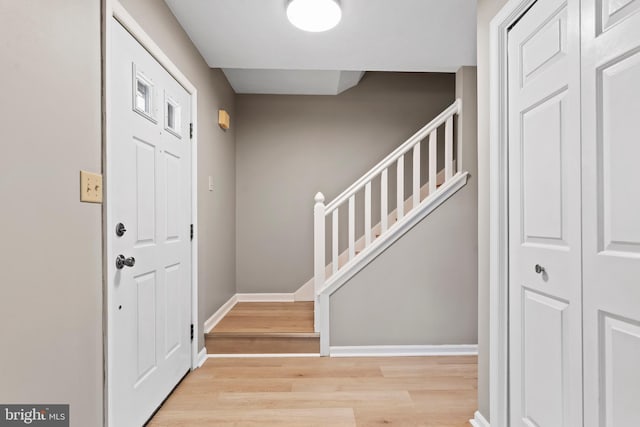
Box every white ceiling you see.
[223,69,365,94]
[164,0,477,94]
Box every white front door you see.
[581,0,640,424]
[108,20,192,427]
[507,0,583,425]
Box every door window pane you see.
[136,80,151,114]
[132,64,156,123]
[164,94,181,138]
[167,103,175,129]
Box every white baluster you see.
[413,143,421,208]
[381,169,388,234]
[365,182,372,246]
[397,156,404,221]
[332,209,338,275]
[455,107,462,174]
[313,192,325,333]
[429,130,437,195]
[445,116,453,181]
[348,195,355,260]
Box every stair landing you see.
[205,302,320,354]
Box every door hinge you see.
[190,324,194,341]
[189,123,193,139]
[190,224,194,241]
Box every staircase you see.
[311,99,469,355]
[205,100,467,356]
[205,302,320,355]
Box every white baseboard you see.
[469,411,490,427]
[207,353,321,358]
[196,347,208,368]
[236,293,295,302]
[204,294,238,333]
[329,344,478,357]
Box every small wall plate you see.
[80,170,103,203]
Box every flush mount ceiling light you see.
[286,0,342,32]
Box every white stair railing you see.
[313,99,463,333]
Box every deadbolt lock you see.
[115,223,127,237]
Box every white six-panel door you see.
[108,20,192,427]
[581,0,640,425]
[507,0,583,424]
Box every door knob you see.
[535,264,545,274]
[116,255,136,270]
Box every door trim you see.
[489,0,539,425]
[102,1,199,425]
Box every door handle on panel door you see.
[116,255,136,270]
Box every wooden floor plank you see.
[354,405,473,427]
[202,365,384,379]
[290,375,478,392]
[148,356,477,426]
[149,408,356,427]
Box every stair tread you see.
[211,301,315,334]
[207,331,319,338]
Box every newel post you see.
[313,192,325,333]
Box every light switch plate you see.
[208,176,214,191]
[80,170,103,203]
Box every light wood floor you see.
[148,355,477,426]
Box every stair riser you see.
[206,336,320,354]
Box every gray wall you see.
[0,1,237,424]
[330,67,478,347]
[0,1,103,425]
[119,0,238,350]
[235,72,456,294]
[477,0,509,421]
